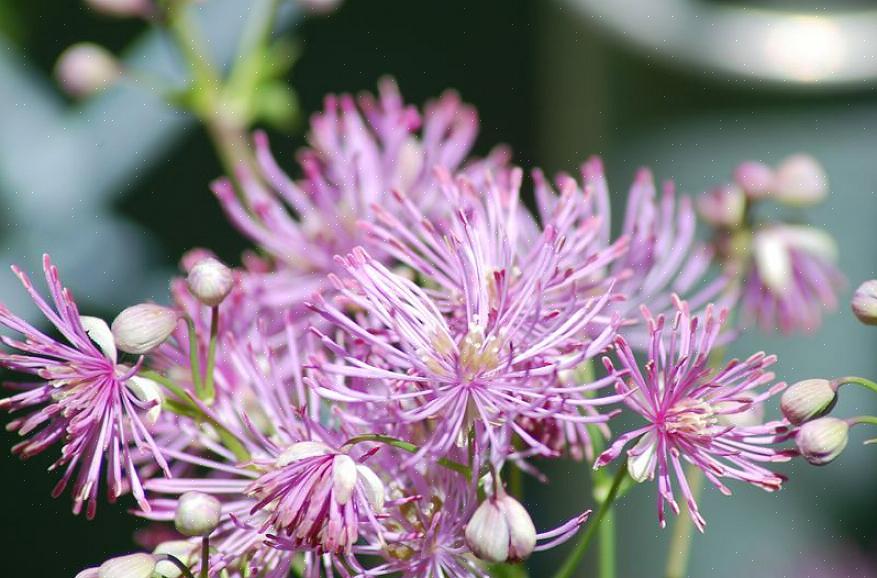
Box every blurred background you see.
[2,0,877,575]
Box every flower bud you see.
[153,541,198,578]
[85,0,152,18]
[111,303,179,355]
[733,161,774,199]
[696,184,746,229]
[98,553,156,578]
[773,154,828,206]
[174,491,222,537]
[852,280,877,326]
[54,43,121,98]
[796,417,849,466]
[781,379,837,425]
[187,258,234,307]
[465,493,537,563]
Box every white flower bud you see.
[773,154,828,206]
[852,280,877,326]
[55,43,121,98]
[332,454,358,505]
[111,303,179,355]
[733,161,774,199]
[175,491,222,537]
[98,553,156,578]
[796,417,849,466]
[85,0,152,18]
[697,184,746,229]
[126,375,164,424]
[465,493,537,563]
[153,541,198,578]
[75,569,99,578]
[80,315,118,363]
[187,258,234,307]
[781,379,837,425]
[275,441,333,467]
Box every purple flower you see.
[535,157,734,349]
[212,78,508,312]
[309,244,621,462]
[597,297,794,530]
[743,224,844,334]
[0,255,169,518]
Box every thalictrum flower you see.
[0,255,170,518]
[597,298,794,530]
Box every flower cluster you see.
[0,83,829,577]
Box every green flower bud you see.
[780,379,837,425]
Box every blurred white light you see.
[764,17,846,83]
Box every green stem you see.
[186,317,204,398]
[849,415,877,426]
[202,306,219,404]
[344,434,471,480]
[158,554,196,578]
[552,462,628,578]
[835,376,877,396]
[165,0,258,177]
[139,369,251,462]
[508,461,524,500]
[598,508,616,578]
[664,467,704,578]
[200,536,210,578]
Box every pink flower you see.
[212,78,508,312]
[597,297,794,530]
[0,255,169,518]
[743,224,844,334]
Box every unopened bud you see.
[55,43,121,98]
[697,184,746,229]
[174,491,221,537]
[773,154,828,206]
[85,0,152,18]
[187,258,234,307]
[465,493,536,563]
[733,161,774,199]
[111,304,179,354]
[852,280,877,326]
[796,417,849,466]
[98,553,156,578]
[781,379,837,425]
[153,541,198,578]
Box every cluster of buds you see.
[782,374,877,466]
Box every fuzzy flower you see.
[310,243,622,463]
[212,78,508,312]
[0,255,169,518]
[597,298,794,530]
[742,224,844,334]
[141,320,381,577]
[534,158,734,349]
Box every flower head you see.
[597,298,794,530]
[744,224,844,334]
[0,255,169,518]
[247,440,385,555]
[212,78,508,313]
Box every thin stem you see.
[202,306,219,404]
[835,376,877,396]
[598,508,616,578]
[165,0,258,178]
[139,369,251,462]
[186,317,204,398]
[849,415,877,427]
[552,462,628,578]
[158,554,196,578]
[664,467,704,578]
[344,434,471,480]
[508,462,524,500]
[200,536,210,578]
